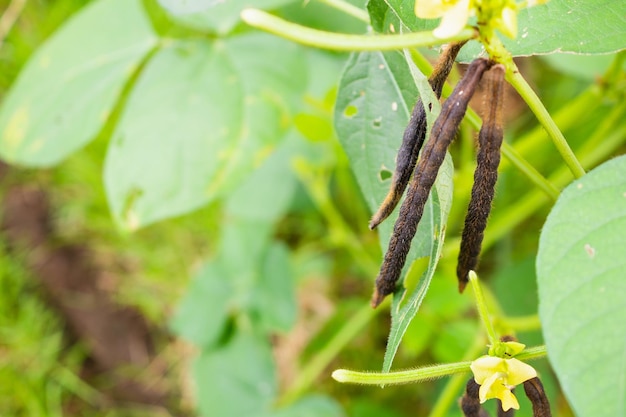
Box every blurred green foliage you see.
[0,0,624,417]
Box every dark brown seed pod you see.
[371,58,493,308]
[456,64,506,292]
[523,377,552,417]
[369,41,466,230]
[461,378,489,417]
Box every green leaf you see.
[509,0,626,55]
[333,51,453,371]
[158,0,297,34]
[194,330,277,417]
[537,155,626,417]
[253,242,297,333]
[369,0,626,58]
[273,395,345,417]
[0,0,157,167]
[334,50,418,213]
[225,132,300,222]
[367,0,437,34]
[105,34,306,229]
[157,0,221,14]
[540,53,625,81]
[170,261,232,348]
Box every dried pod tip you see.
[370,288,384,308]
[369,215,382,230]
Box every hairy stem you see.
[333,360,472,385]
[469,272,498,346]
[516,345,547,361]
[241,9,475,51]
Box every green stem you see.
[516,345,547,361]
[469,272,498,346]
[506,64,586,179]
[279,302,383,404]
[316,0,370,23]
[241,9,476,51]
[332,360,472,386]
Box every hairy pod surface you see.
[369,41,466,230]
[372,58,493,307]
[461,378,489,417]
[457,64,506,292]
[523,378,552,417]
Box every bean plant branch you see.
[332,345,547,386]
[506,64,586,179]
[241,9,476,51]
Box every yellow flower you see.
[415,0,472,38]
[470,355,537,411]
[415,0,548,39]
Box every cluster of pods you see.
[370,42,506,308]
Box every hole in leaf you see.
[372,117,382,128]
[344,105,358,118]
[379,169,392,181]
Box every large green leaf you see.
[104,34,306,229]
[157,0,297,34]
[367,0,626,58]
[333,50,453,370]
[171,137,299,347]
[253,242,297,333]
[537,155,626,417]
[194,330,277,417]
[0,0,157,167]
[170,261,232,348]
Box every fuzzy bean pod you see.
[372,58,492,307]
[457,64,505,292]
[369,41,466,230]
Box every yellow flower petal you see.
[415,0,450,19]
[499,6,518,38]
[505,358,537,386]
[470,356,505,384]
[432,0,471,38]
[502,341,526,357]
[499,388,520,411]
[478,371,501,402]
